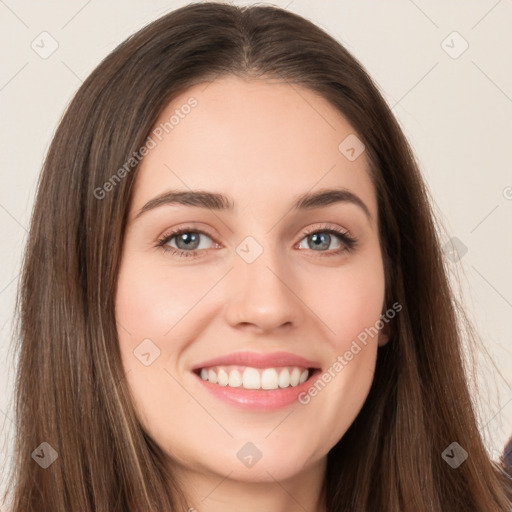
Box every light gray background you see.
[1,0,511,500]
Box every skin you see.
[115,76,389,512]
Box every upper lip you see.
[191,351,322,371]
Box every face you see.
[115,76,387,490]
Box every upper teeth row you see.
[200,366,309,390]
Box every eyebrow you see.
[134,187,373,223]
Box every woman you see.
[3,2,511,511]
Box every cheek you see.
[114,256,212,449]
[115,255,219,342]
[301,252,386,351]
[114,254,223,419]
[293,254,385,449]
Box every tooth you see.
[290,368,300,386]
[278,368,291,388]
[261,368,279,390]
[200,365,311,389]
[228,369,242,387]
[217,368,229,386]
[208,369,218,384]
[242,367,261,389]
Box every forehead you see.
[130,76,377,224]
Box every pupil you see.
[311,233,329,250]
[178,232,199,249]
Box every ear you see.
[378,322,391,347]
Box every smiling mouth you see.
[193,365,319,390]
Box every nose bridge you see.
[223,234,302,331]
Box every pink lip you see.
[191,351,321,371]
[193,371,321,411]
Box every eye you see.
[157,228,217,258]
[297,225,358,257]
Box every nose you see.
[223,247,303,334]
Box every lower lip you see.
[193,370,321,411]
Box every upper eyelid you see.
[159,226,216,243]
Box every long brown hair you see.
[3,2,511,510]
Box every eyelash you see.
[156,224,358,259]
